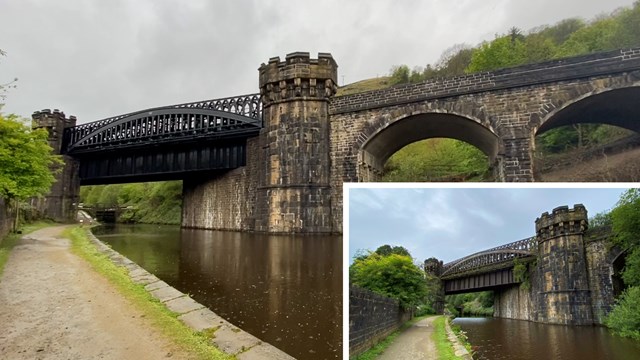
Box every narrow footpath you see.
[0,226,196,359]
[376,316,438,360]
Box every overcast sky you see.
[348,186,631,264]
[0,0,635,123]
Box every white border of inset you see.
[342,181,639,359]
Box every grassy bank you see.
[351,315,433,360]
[433,316,469,360]
[0,221,54,278]
[63,226,231,360]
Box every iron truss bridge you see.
[62,93,262,154]
[441,236,537,279]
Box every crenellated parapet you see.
[535,204,593,325]
[424,257,443,277]
[535,204,588,242]
[259,52,337,106]
[32,109,77,154]
[254,52,339,233]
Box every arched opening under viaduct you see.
[359,113,499,182]
[534,87,640,181]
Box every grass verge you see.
[351,315,433,360]
[63,226,232,360]
[0,221,54,278]
[433,316,460,360]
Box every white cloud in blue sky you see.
[348,186,630,264]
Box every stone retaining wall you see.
[0,199,12,242]
[349,285,411,357]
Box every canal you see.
[92,224,342,360]
[452,317,640,360]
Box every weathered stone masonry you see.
[31,109,80,223]
[349,285,411,357]
[38,48,640,233]
[492,205,619,325]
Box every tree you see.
[605,188,640,340]
[350,252,427,308]
[0,113,63,230]
[556,17,619,57]
[389,65,410,85]
[466,35,527,73]
[375,244,411,257]
[610,188,640,286]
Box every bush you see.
[605,286,640,340]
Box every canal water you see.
[452,317,640,360]
[92,224,342,360]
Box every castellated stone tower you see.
[31,109,80,222]
[255,52,338,233]
[535,204,593,325]
[424,257,445,314]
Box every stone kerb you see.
[83,229,294,360]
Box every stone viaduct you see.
[426,204,626,326]
[34,48,640,233]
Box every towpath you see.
[0,225,196,359]
[376,316,438,360]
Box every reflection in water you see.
[453,317,640,360]
[94,224,342,360]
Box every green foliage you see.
[513,258,531,290]
[389,65,411,85]
[611,2,640,48]
[589,211,613,229]
[0,114,62,202]
[556,17,620,57]
[383,138,490,182]
[432,316,459,360]
[538,18,586,45]
[605,286,640,340]
[80,181,183,225]
[610,188,640,287]
[466,35,528,73]
[350,252,428,308]
[375,244,411,257]
[445,291,494,317]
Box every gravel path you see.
[376,316,438,360]
[0,225,196,360]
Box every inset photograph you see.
[347,186,640,359]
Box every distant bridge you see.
[36,94,263,185]
[441,236,537,294]
[426,205,626,326]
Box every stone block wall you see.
[181,138,259,231]
[349,285,411,357]
[0,198,13,241]
[535,205,593,325]
[31,110,80,222]
[494,275,537,321]
[585,237,616,325]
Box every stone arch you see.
[356,109,500,181]
[536,85,640,135]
